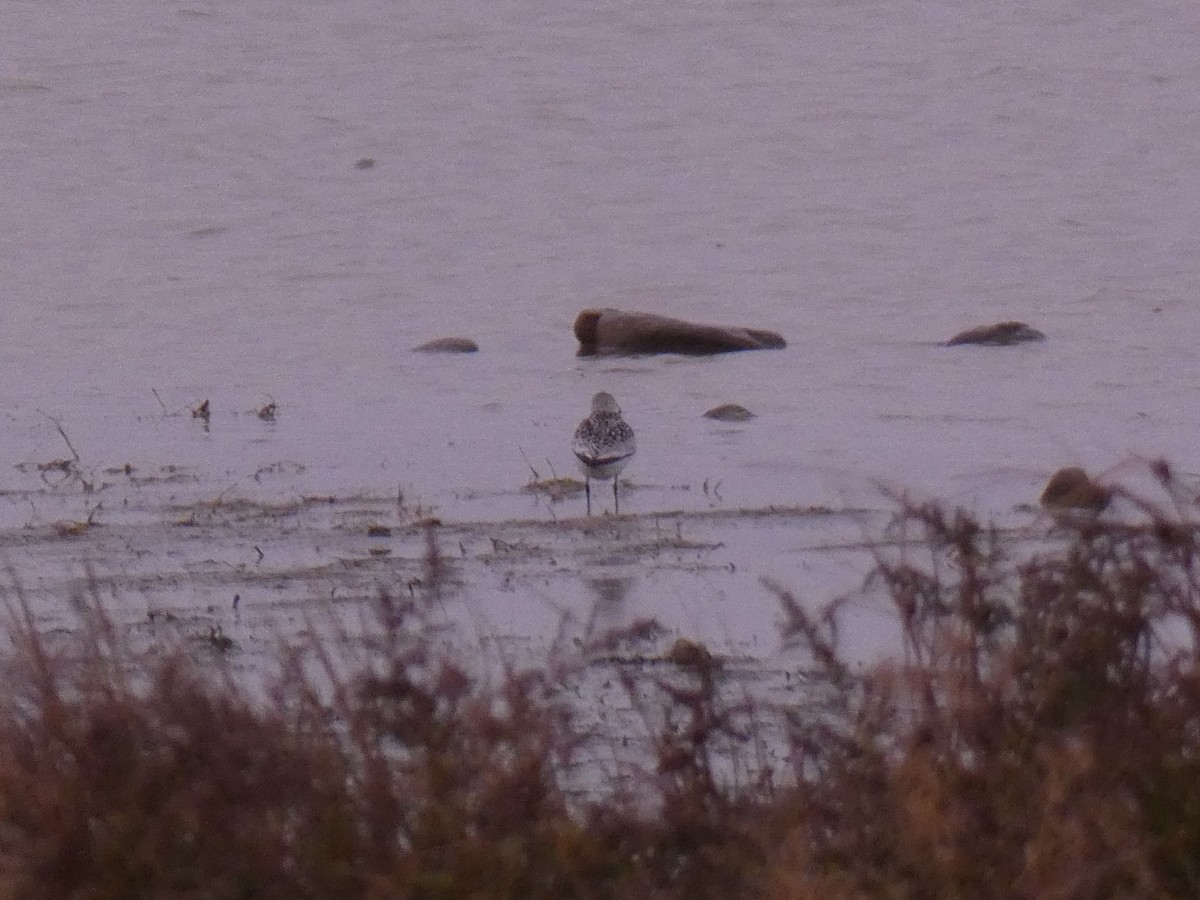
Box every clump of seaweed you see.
[520,448,585,503]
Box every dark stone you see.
[1040,466,1112,512]
[704,403,755,422]
[413,337,479,353]
[945,321,1046,346]
[666,638,716,669]
[574,308,786,356]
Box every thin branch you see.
[518,446,540,481]
[38,411,80,462]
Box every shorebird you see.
[572,391,636,516]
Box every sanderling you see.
[572,391,636,516]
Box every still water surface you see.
[2,0,1200,659]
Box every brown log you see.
[574,308,785,356]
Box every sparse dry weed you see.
[762,493,1200,899]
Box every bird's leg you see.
[585,478,592,516]
[613,478,619,515]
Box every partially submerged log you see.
[945,321,1046,347]
[574,308,786,356]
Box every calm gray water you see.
[2,0,1200,664]
[5,0,1200,515]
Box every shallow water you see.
[3,0,1200,664]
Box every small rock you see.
[704,403,755,422]
[666,637,716,669]
[1040,466,1112,513]
[413,337,479,353]
[945,321,1046,346]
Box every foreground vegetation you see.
[1,486,1200,898]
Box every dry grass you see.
[764,496,1200,899]
[1,481,1200,897]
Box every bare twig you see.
[518,446,540,481]
[38,411,80,462]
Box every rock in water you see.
[1040,466,1112,512]
[704,403,755,422]
[412,337,479,353]
[945,321,1046,346]
[574,308,786,356]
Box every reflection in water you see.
[583,576,633,637]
